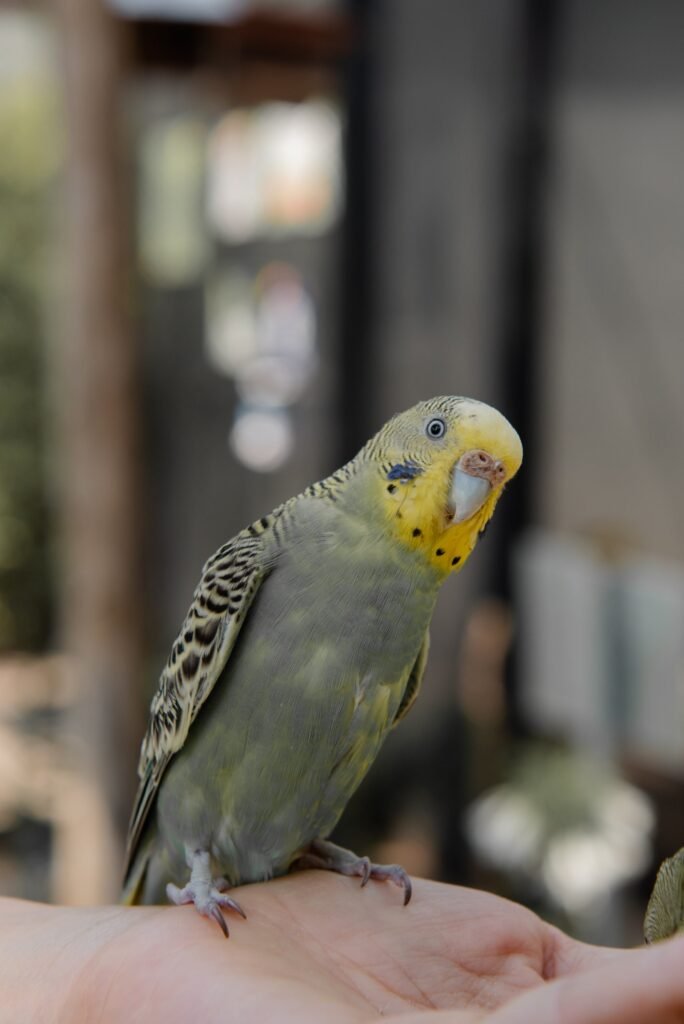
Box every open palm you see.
[6,873,684,1023]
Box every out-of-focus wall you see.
[541,0,684,560]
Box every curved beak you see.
[448,450,506,524]
[449,469,491,523]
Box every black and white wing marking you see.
[124,526,271,878]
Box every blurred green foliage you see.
[0,75,60,649]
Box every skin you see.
[5,874,684,1023]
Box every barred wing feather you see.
[123,527,269,879]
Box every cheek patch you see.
[387,462,423,482]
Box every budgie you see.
[645,848,684,943]
[123,396,522,935]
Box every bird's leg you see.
[294,837,412,906]
[166,849,246,938]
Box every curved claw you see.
[215,892,247,919]
[301,839,413,907]
[208,903,229,938]
[368,864,412,905]
[166,867,246,937]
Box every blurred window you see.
[108,0,341,22]
[207,101,342,242]
[139,116,209,287]
[206,263,317,472]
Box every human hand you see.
[3,872,684,1023]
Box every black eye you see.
[426,417,446,439]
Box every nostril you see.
[477,452,488,463]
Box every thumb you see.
[487,934,684,1024]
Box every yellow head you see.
[365,397,522,574]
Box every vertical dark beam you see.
[496,0,562,547]
[491,0,563,722]
[55,0,143,897]
[337,0,377,462]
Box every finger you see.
[542,923,633,979]
[379,1013,485,1023]
[488,934,684,1024]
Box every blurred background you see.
[0,0,683,947]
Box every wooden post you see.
[54,0,142,901]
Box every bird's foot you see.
[295,837,412,906]
[166,852,246,938]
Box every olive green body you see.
[140,487,439,902]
